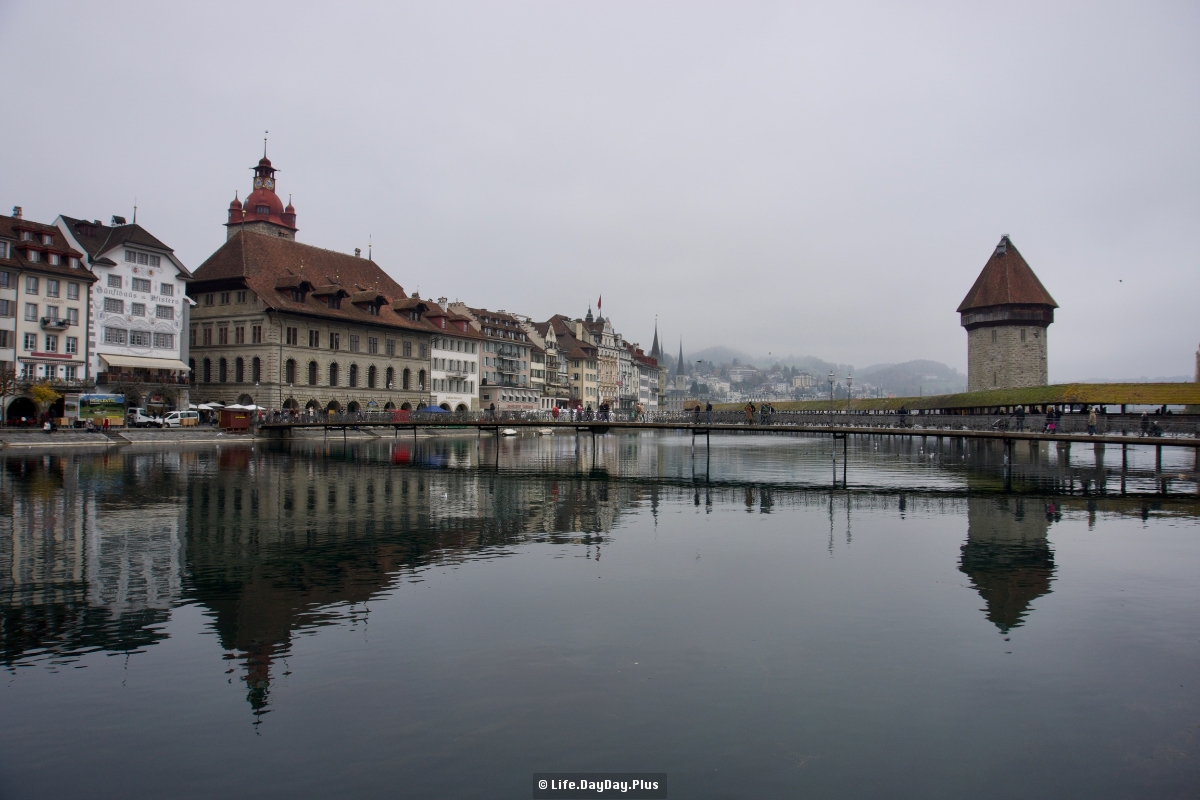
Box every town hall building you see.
[187,151,437,413]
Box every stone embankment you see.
[0,425,397,449]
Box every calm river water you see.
[1,432,1198,799]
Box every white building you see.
[57,215,193,406]
[427,300,482,411]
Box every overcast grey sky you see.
[3,2,1197,379]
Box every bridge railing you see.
[258,408,1199,437]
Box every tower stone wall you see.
[226,220,295,241]
[959,236,1057,393]
[967,324,1048,391]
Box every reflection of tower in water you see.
[958,497,1056,633]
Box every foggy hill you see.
[856,360,966,396]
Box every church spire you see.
[650,318,661,360]
[677,337,685,377]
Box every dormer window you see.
[366,303,378,316]
[291,289,305,302]
[47,253,60,266]
[255,205,270,214]
[41,234,52,245]
[327,296,341,309]
[68,257,79,269]
[19,231,32,241]
[409,310,419,321]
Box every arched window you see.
[402,368,410,390]
[218,358,228,383]
[235,357,244,383]
[189,358,196,385]
[203,358,211,383]
[252,357,261,383]
[385,366,393,389]
[348,363,358,388]
[329,362,339,387]
[285,359,296,384]
[308,360,318,386]
[418,369,426,390]
[367,365,377,389]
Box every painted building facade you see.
[57,215,193,407]
[0,209,95,421]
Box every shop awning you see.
[100,354,190,371]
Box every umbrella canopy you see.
[420,406,449,413]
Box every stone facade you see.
[189,290,431,411]
[966,324,1048,391]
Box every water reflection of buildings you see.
[958,497,1055,633]
[1,453,186,666]
[5,436,1196,716]
[184,439,652,718]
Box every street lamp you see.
[846,375,853,412]
[828,370,835,407]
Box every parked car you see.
[162,410,200,428]
[127,407,164,428]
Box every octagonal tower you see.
[959,236,1057,392]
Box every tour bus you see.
[64,394,126,427]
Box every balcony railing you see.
[40,316,71,330]
[98,372,190,385]
[16,377,95,390]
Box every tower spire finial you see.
[264,130,269,158]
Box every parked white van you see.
[163,410,200,428]
[127,408,164,428]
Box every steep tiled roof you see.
[59,215,180,271]
[0,214,95,282]
[545,314,597,359]
[958,236,1057,312]
[190,230,436,333]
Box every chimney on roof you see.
[354,248,361,257]
[93,220,101,226]
[411,291,420,299]
[11,206,21,218]
[111,215,126,226]
[438,297,448,305]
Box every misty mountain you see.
[856,360,966,396]
[689,346,756,366]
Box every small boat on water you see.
[536,427,555,436]
[500,428,518,437]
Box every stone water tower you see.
[959,236,1058,392]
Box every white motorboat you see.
[536,427,555,436]
[500,428,518,436]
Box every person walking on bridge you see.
[706,401,713,424]
[1015,405,1025,432]
[1087,406,1098,435]
[744,402,755,424]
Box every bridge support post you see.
[1121,443,1127,495]
[1003,438,1013,492]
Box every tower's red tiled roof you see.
[958,236,1058,312]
